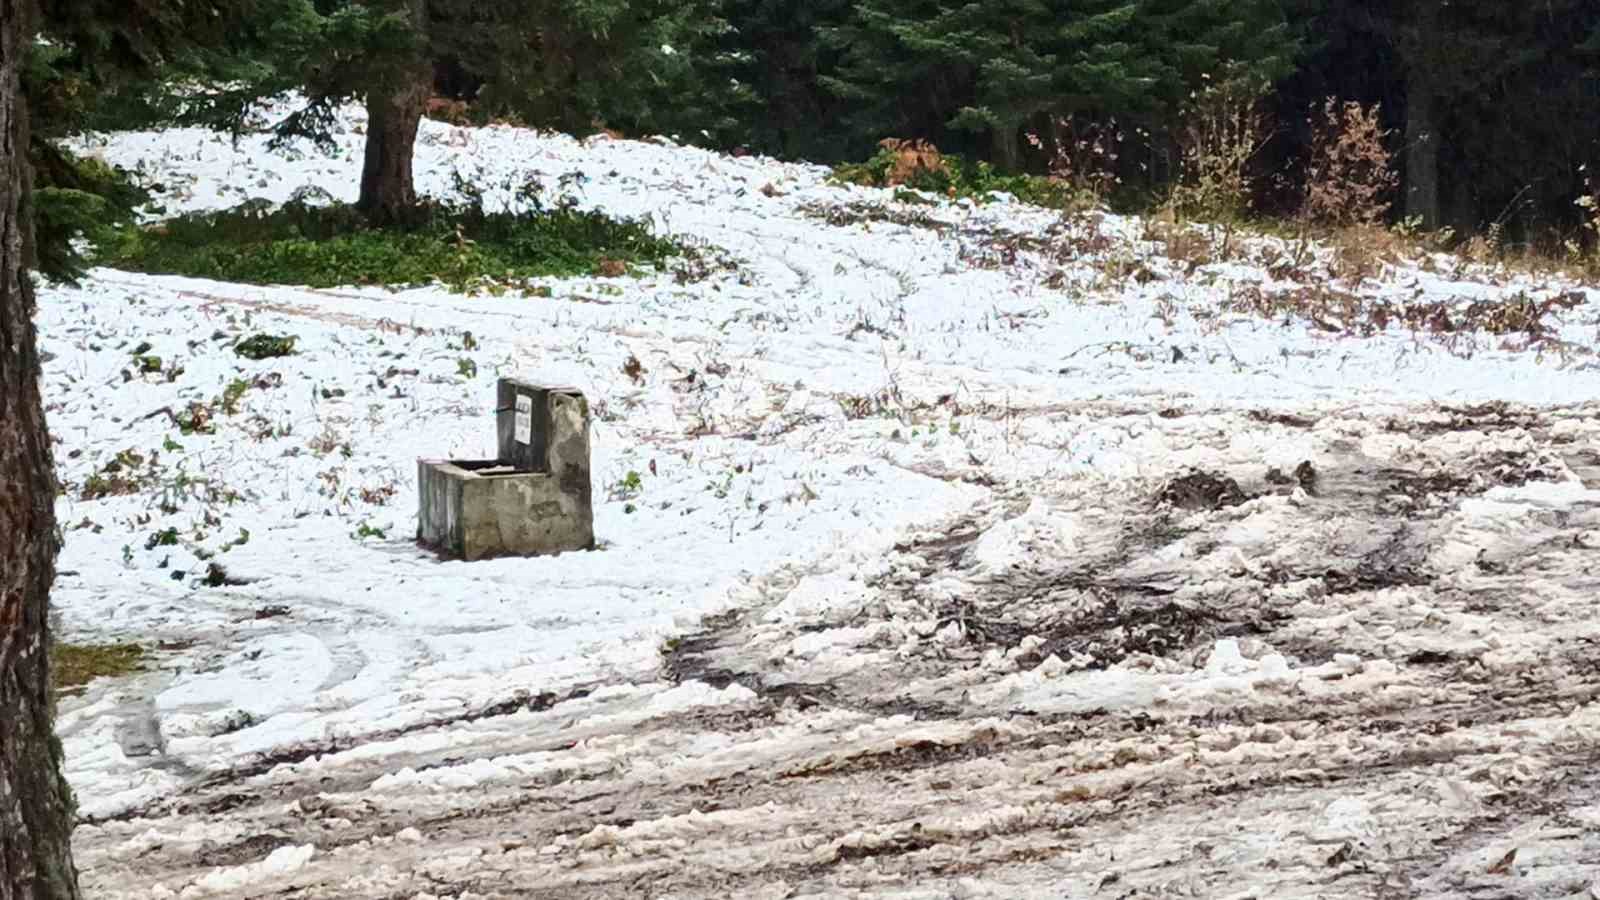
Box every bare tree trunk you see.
[991,122,1021,172]
[0,0,82,893]
[1404,73,1439,229]
[356,0,431,226]
[357,73,429,225]
[1402,0,1441,229]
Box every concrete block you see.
[417,379,594,560]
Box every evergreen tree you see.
[174,0,722,225]
[1282,0,1600,235]
[1138,0,1298,106]
[25,0,279,280]
[694,0,854,159]
[1431,2,1600,237]
[820,0,1299,169]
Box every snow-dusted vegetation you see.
[39,102,1600,897]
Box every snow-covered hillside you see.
[47,102,1600,897]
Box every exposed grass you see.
[234,333,298,360]
[90,199,687,290]
[832,146,1093,212]
[53,642,146,695]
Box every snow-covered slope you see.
[46,102,1600,897]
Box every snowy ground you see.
[43,103,1600,897]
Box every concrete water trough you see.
[417,379,595,561]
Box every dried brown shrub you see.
[1327,224,1409,284]
[877,138,948,186]
[425,97,470,125]
[1301,99,1398,227]
[1142,219,1214,273]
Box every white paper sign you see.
[514,395,533,445]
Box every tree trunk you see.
[0,0,81,892]
[991,123,1021,172]
[1404,73,1440,229]
[357,70,430,226]
[1402,0,1441,229]
[356,0,430,226]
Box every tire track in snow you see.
[53,109,1600,895]
[68,402,1600,898]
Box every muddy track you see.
[67,401,1600,898]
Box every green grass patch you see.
[52,642,146,694]
[90,199,686,290]
[234,333,298,360]
[832,146,1093,212]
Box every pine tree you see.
[172,0,722,225]
[693,0,855,159]
[25,0,279,280]
[820,0,1299,170]
[1284,0,1600,234]
[1431,2,1600,236]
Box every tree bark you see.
[991,122,1021,172]
[357,73,429,225]
[1404,72,1439,229]
[0,0,81,892]
[1402,0,1441,229]
[356,0,431,226]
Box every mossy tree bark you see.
[0,0,82,894]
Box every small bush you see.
[1026,116,1124,210]
[832,142,1085,210]
[874,138,949,186]
[90,197,686,290]
[34,148,151,283]
[1326,223,1408,284]
[1301,99,1398,227]
[81,448,151,499]
[234,334,298,360]
[1577,165,1600,267]
[1169,73,1274,222]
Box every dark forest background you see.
[30,1,1600,248]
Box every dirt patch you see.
[1028,599,1224,668]
[1479,450,1561,487]
[1380,468,1477,504]
[937,580,1279,675]
[892,520,985,569]
[1316,525,1433,595]
[1320,561,1432,594]
[1372,454,1557,508]
[80,684,597,825]
[782,732,1011,780]
[1388,401,1552,436]
[1159,470,1250,511]
[1249,409,1318,429]
[1266,460,1320,495]
[658,609,751,688]
[191,833,298,868]
[798,200,949,233]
